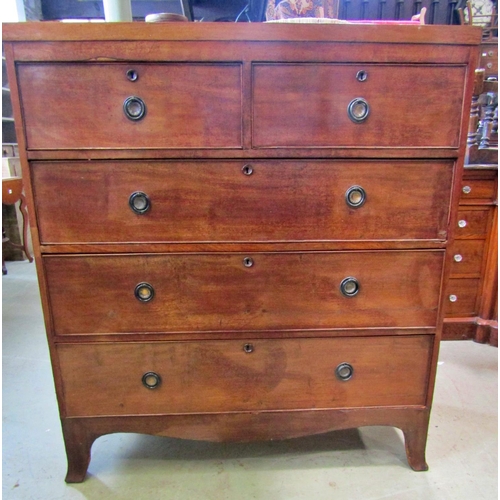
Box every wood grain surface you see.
[44,251,444,335]
[31,160,453,244]
[57,335,432,417]
[18,63,242,149]
[253,64,466,148]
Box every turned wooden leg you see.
[61,419,98,483]
[400,412,430,471]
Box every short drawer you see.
[455,209,491,238]
[460,178,497,203]
[44,251,444,335]
[57,335,433,417]
[444,278,480,316]
[18,63,242,149]
[31,160,454,244]
[479,43,498,77]
[253,64,465,148]
[449,240,485,276]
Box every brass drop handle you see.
[347,98,370,123]
[135,282,154,302]
[129,191,151,214]
[335,362,354,381]
[345,186,366,208]
[340,277,360,297]
[142,372,161,389]
[123,96,146,121]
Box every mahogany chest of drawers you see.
[3,22,481,482]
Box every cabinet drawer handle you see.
[242,164,253,176]
[340,277,359,297]
[135,282,154,302]
[462,185,472,195]
[458,220,467,228]
[243,257,254,268]
[347,98,370,123]
[356,70,368,82]
[123,96,146,121]
[454,254,463,262]
[129,191,150,214]
[345,185,366,208]
[142,372,161,389]
[449,294,458,302]
[335,362,354,381]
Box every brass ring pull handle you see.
[340,277,360,297]
[129,191,150,214]
[345,186,366,208]
[335,362,354,381]
[123,96,146,121]
[347,98,370,123]
[142,372,161,389]
[135,282,155,302]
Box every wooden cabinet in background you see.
[443,167,498,344]
[443,43,498,346]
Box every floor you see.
[2,260,498,500]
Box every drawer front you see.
[444,278,480,316]
[460,178,497,203]
[32,160,453,244]
[253,64,465,148]
[455,209,490,238]
[449,240,485,276]
[479,43,498,77]
[57,336,433,416]
[18,63,242,149]
[45,251,444,335]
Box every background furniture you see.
[2,177,33,274]
[37,0,493,23]
[2,47,26,270]
[4,22,481,482]
[443,37,498,346]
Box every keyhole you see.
[126,69,139,82]
[242,165,253,176]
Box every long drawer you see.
[31,160,453,244]
[253,64,466,148]
[18,63,243,150]
[57,335,433,417]
[44,251,444,335]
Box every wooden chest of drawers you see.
[3,22,481,482]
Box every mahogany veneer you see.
[3,22,481,482]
